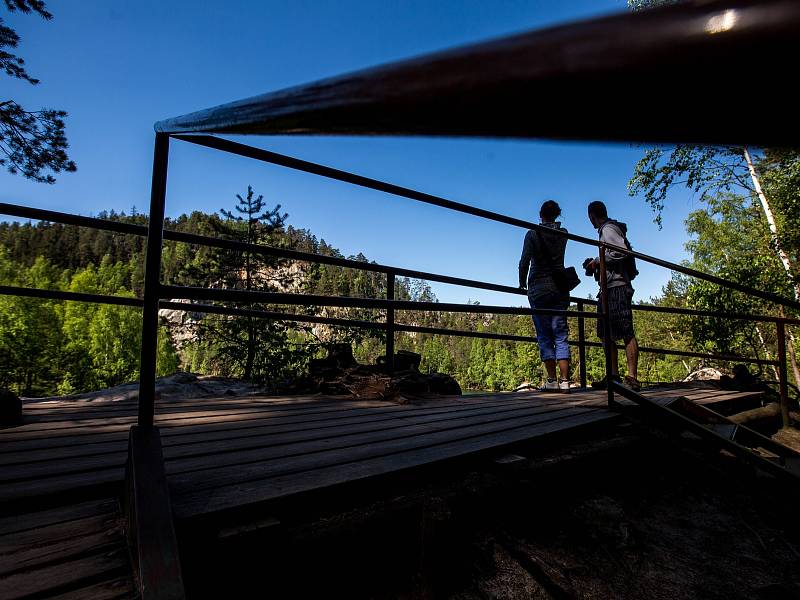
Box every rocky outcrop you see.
[158,299,204,348]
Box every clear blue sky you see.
[2,0,701,305]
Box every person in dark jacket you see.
[585,200,640,391]
[519,200,571,392]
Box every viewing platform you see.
[0,386,765,599]
[1,386,761,515]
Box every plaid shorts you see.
[596,285,635,341]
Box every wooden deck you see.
[0,385,765,598]
[1,386,762,521]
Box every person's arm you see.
[518,231,533,288]
[590,224,625,270]
[601,223,627,262]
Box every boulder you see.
[304,345,460,401]
[0,388,23,425]
[309,343,358,375]
[376,350,422,372]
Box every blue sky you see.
[2,0,701,305]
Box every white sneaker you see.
[540,379,560,392]
[559,379,571,393]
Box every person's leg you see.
[595,311,618,384]
[624,335,639,379]
[551,295,571,390]
[552,311,570,378]
[558,359,569,380]
[609,344,619,376]
[530,295,557,382]
[543,359,557,380]
[536,314,557,379]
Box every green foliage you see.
[759,149,800,281]
[1,1,76,182]
[0,248,178,395]
[681,193,795,373]
[628,146,751,228]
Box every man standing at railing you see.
[585,201,640,391]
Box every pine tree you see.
[202,186,303,383]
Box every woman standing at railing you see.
[519,200,571,393]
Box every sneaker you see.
[591,375,622,390]
[540,378,560,392]
[559,379,571,394]
[623,375,641,392]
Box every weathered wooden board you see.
[0,498,134,600]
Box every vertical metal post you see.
[386,272,395,373]
[598,247,615,406]
[776,321,790,429]
[138,133,170,428]
[577,299,587,388]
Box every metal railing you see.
[1,0,798,430]
[2,135,798,428]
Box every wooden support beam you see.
[124,425,185,600]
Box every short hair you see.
[539,199,562,221]
[587,200,608,219]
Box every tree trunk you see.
[245,318,255,381]
[728,402,781,424]
[787,326,800,391]
[743,147,800,301]
[778,308,800,392]
[755,325,780,381]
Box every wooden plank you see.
[0,468,124,504]
[0,529,122,576]
[0,398,393,439]
[163,402,583,480]
[21,392,352,411]
[0,398,566,477]
[168,405,601,497]
[0,547,129,600]
[8,398,391,433]
[174,409,615,518]
[19,395,365,422]
[48,577,137,600]
[0,395,543,465]
[0,498,116,535]
[0,513,117,550]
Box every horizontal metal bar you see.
[0,202,527,299]
[5,201,796,318]
[162,301,776,366]
[172,134,602,248]
[604,244,800,312]
[395,323,536,343]
[580,339,777,366]
[629,302,800,326]
[159,301,388,332]
[0,285,774,366]
[0,202,148,237]
[155,1,799,147]
[160,285,600,318]
[163,228,528,297]
[170,135,800,313]
[0,285,144,308]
